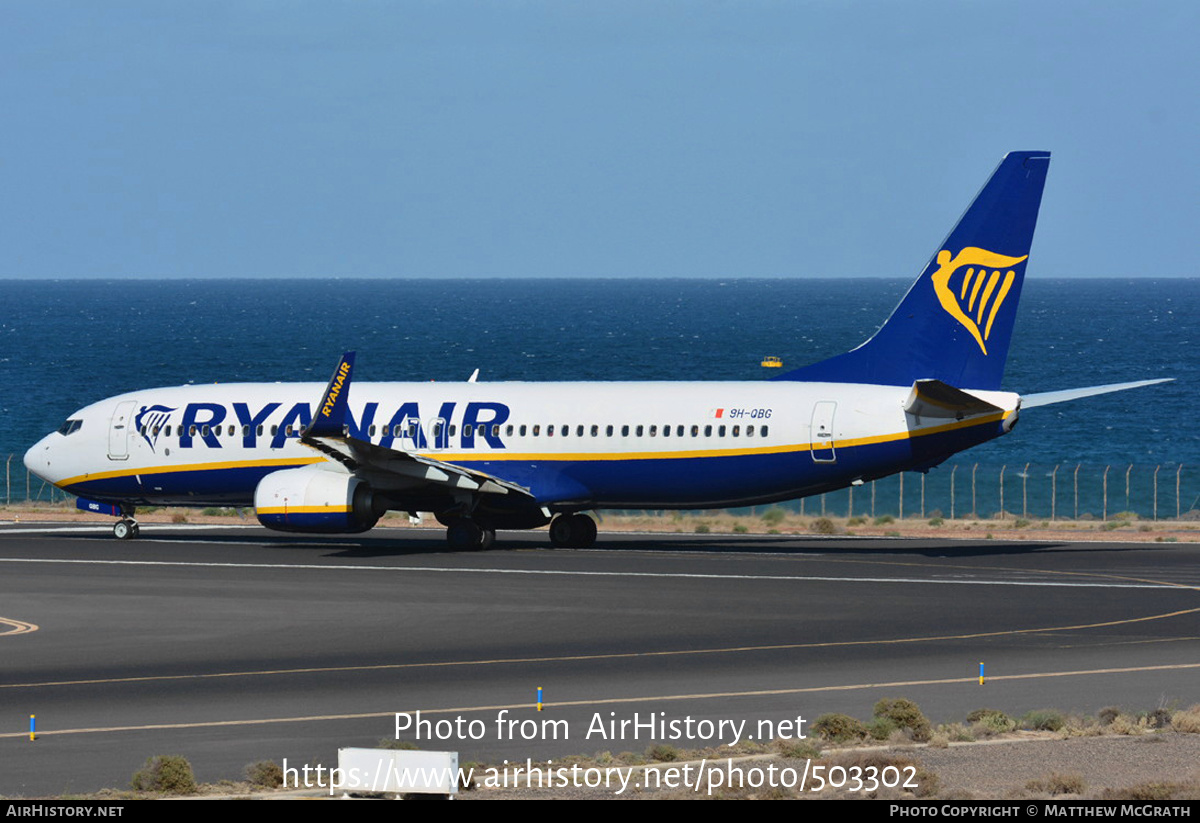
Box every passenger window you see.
[649,425,657,437]
[636,425,644,437]
[369,425,377,437]
[691,425,699,437]
[621,425,629,437]
[762,425,769,437]
[704,425,712,437]
[271,425,278,436]
[532,425,540,436]
[733,425,740,437]
[561,425,568,438]
[662,425,670,438]
[505,425,513,436]
[256,424,263,436]
[492,424,500,437]
[449,425,457,437]
[591,425,599,437]
[548,425,555,437]
[520,424,527,436]
[464,424,473,437]
[606,425,613,437]
[576,425,584,437]
[718,425,726,437]
[747,425,755,437]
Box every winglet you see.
[305,351,356,438]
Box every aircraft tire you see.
[572,514,597,548]
[113,520,135,540]
[549,514,597,549]
[446,519,485,551]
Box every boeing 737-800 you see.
[23,152,1169,549]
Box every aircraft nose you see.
[23,434,58,485]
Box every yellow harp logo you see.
[931,247,1027,355]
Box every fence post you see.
[5,454,10,506]
[1103,465,1110,521]
[1073,463,1081,520]
[1154,465,1160,521]
[1178,464,1183,520]
[951,465,957,520]
[999,465,1005,519]
[848,485,853,519]
[1125,464,1132,514]
[1022,462,1029,519]
[972,463,978,518]
[899,473,904,520]
[1051,464,1059,521]
[920,473,925,519]
[821,493,826,516]
[871,480,876,518]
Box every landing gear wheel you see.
[549,514,597,549]
[446,520,493,551]
[113,519,138,540]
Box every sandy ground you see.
[3,504,1196,544]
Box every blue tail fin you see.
[777,151,1050,389]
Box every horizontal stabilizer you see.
[1021,378,1173,409]
[904,379,1003,419]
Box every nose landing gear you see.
[113,518,140,539]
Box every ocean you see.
[3,278,1196,517]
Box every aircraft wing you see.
[1021,378,1173,409]
[299,352,534,499]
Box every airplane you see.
[23,151,1171,550]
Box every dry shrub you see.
[1171,705,1200,733]
[1026,772,1085,796]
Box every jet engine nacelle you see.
[254,467,380,534]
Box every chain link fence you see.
[788,462,1196,522]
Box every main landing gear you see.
[549,514,597,549]
[445,518,496,551]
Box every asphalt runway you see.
[1,523,1198,797]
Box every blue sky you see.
[2,1,1196,279]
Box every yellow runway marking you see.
[6,662,1199,740]
[5,604,1199,691]
[0,616,38,636]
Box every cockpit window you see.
[57,419,83,436]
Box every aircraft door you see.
[810,401,837,463]
[427,417,448,451]
[108,400,137,461]
[398,416,421,452]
